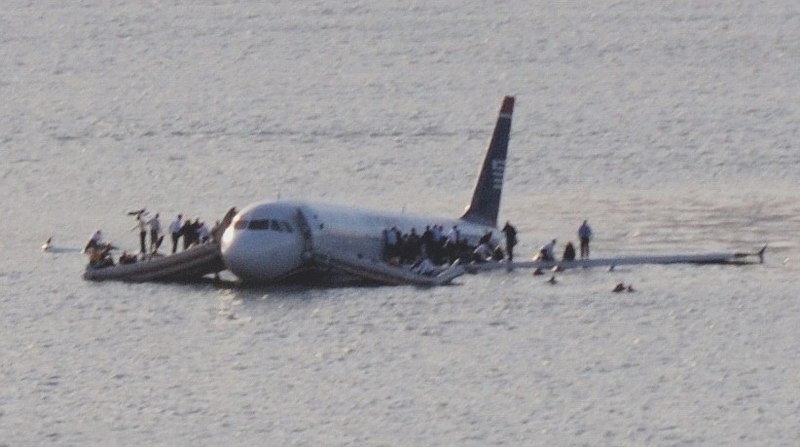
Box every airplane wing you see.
[311,252,464,287]
[466,245,767,273]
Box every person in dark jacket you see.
[501,221,517,261]
[578,220,593,259]
[562,241,576,261]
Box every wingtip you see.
[500,96,514,114]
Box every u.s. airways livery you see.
[219,96,516,285]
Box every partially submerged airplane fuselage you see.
[220,96,515,284]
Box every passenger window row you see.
[234,219,294,232]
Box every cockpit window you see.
[245,219,294,232]
[248,220,271,230]
[234,220,249,230]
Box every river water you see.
[2,1,799,445]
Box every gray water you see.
[2,1,799,445]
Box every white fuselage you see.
[220,200,497,283]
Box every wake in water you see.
[40,237,82,254]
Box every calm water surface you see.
[2,1,799,445]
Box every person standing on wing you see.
[578,220,593,259]
[501,221,518,262]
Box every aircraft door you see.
[295,208,314,259]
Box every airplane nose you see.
[220,230,258,279]
[220,221,305,283]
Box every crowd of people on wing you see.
[382,222,514,274]
[381,218,622,290]
[380,219,594,274]
[84,208,224,268]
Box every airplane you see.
[79,95,765,285]
[219,96,516,284]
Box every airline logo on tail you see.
[491,159,505,190]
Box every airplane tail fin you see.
[459,96,514,227]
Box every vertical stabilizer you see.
[459,96,514,227]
